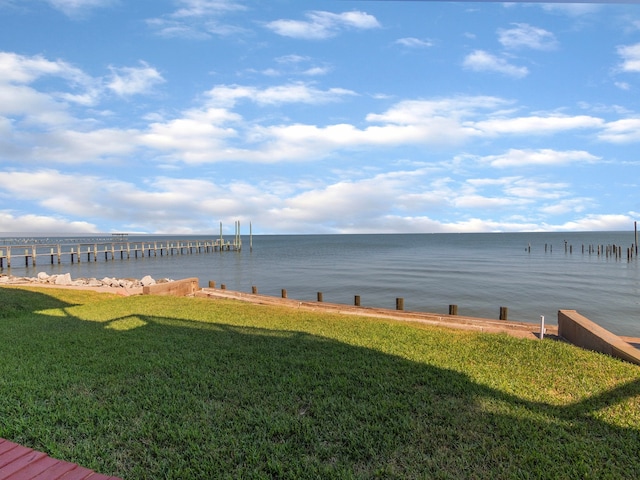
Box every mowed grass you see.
[1,286,639,479]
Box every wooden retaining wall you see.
[195,285,554,339]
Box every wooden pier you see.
[0,238,241,269]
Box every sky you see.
[1,0,640,235]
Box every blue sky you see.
[1,0,639,235]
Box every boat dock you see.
[0,238,241,269]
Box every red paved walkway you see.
[0,439,121,480]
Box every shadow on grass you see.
[1,289,639,479]
[0,285,82,318]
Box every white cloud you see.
[540,198,591,215]
[265,10,380,40]
[553,214,634,232]
[265,56,331,77]
[301,66,331,76]
[540,3,600,17]
[481,149,599,168]
[0,211,98,233]
[474,114,603,135]
[171,0,246,18]
[141,107,240,163]
[617,43,640,72]
[147,0,248,39]
[462,50,529,78]
[0,52,101,126]
[205,83,356,107]
[367,96,509,125]
[498,23,557,50]
[137,92,614,166]
[45,0,116,17]
[30,128,140,163]
[394,37,434,48]
[107,62,165,97]
[0,51,92,88]
[598,118,640,143]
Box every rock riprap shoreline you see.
[0,272,172,292]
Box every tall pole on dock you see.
[635,221,638,256]
[220,222,223,248]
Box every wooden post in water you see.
[354,295,361,307]
[317,292,323,302]
[252,286,258,294]
[281,289,287,299]
[499,306,508,321]
[208,281,216,288]
[396,298,404,311]
[449,304,458,315]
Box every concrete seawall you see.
[142,277,200,296]
[558,310,640,366]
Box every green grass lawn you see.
[1,286,639,479]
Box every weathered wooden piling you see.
[499,306,508,321]
[396,297,404,311]
[354,295,361,306]
[449,304,458,315]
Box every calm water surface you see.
[3,232,639,336]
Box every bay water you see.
[3,231,639,337]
